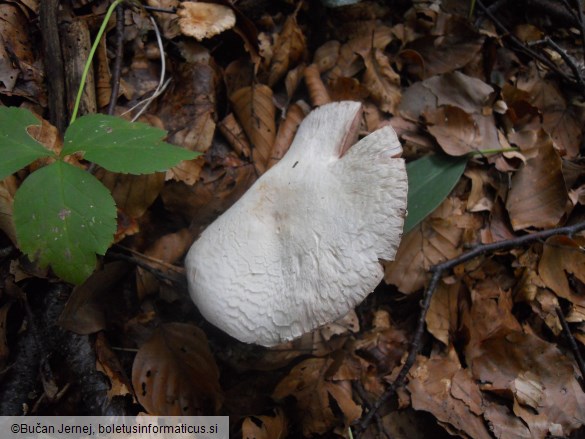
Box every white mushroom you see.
[185,101,408,347]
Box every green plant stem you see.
[472,147,519,155]
[69,0,125,126]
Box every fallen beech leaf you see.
[470,332,585,437]
[425,280,460,345]
[313,40,340,73]
[0,175,17,244]
[506,130,568,230]
[97,171,165,219]
[304,63,331,107]
[328,77,369,102]
[218,113,252,159]
[539,235,585,306]
[424,106,481,156]
[95,333,133,400]
[59,262,131,334]
[385,196,479,294]
[273,357,361,436]
[361,48,401,114]
[177,2,236,41]
[284,63,306,101]
[408,352,492,439]
[242,409,288,439]
[267,12,306,86]
[132,323,221,415]
[230,85,276,174]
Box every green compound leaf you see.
[13,161,117,284]
[63,114,199,174]
[404,153,468,234]
[0,107,56,180]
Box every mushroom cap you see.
[185,101,407,346]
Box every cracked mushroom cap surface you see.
[185,101,408,347]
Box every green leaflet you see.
[404,153,468,234]
[13,161,117,284]
[63,114,199,174]
[0,107,55,180]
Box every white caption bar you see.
[0,416,228,439]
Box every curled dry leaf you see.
[97,171,165,219]
[470,332,585,438]
[95,333,133,400]
[425,280,460,345]
[230,85,276,174]
[241,408,288,439]
[361,48,401,114]
[267,101,308,169]
[218,112,251,159]
[0,175,17,244]
[505,130,568,230]
[385,197,480,294]
[59,261,131,335]
[284,63,306,101]
[304,63,331,107]
[313,40,340,73]
[267,13,306,87]
[408,352,493,439]
[538,235,585,306]
[177,2,236,41]
[272,357,362,436]
[132,323,221,415]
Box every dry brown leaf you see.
[464,167,494,212]
[470,331,585,438]
[284,63,305,101]
[0,175,17,245]
[230,84,276,174]
[539,235,585,306]
[136,229,192,298]
[505,130,568,230]
[313,40,340,73]
[267,101,308,169]
[517,64,585,157]
[218,112,252,159]
[132,323,221,415]
[425,280,460,345]
[304,63,331,107]
[385,197,479,294]
[327,77,369,102]
[241,409,288,439]
[145,0,180,39]
[267,12,306,87]
[177,2,235,41]
[361,48,401,114]
[59,262,131,334]
[424,106,481,156]
[408,351,492,439]
[272,357,362,436]
[98,171,165,219]
[95,332,133,400]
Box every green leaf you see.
[63,114,199,174]
[404,153,468,234]
[13,161,117,284]
[0,107,55,180]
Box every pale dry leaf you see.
[425,280,460,345]
[177,2,235,41]
[313,40,340,73]
[218,113,252,159]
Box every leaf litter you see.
[1,0,585,437]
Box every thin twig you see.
[571,0,585,66]
[107,3,125,115]
[475,0,575,84]
[358,220,585,431]
[556,306,585,386]
[538,37,585,96]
